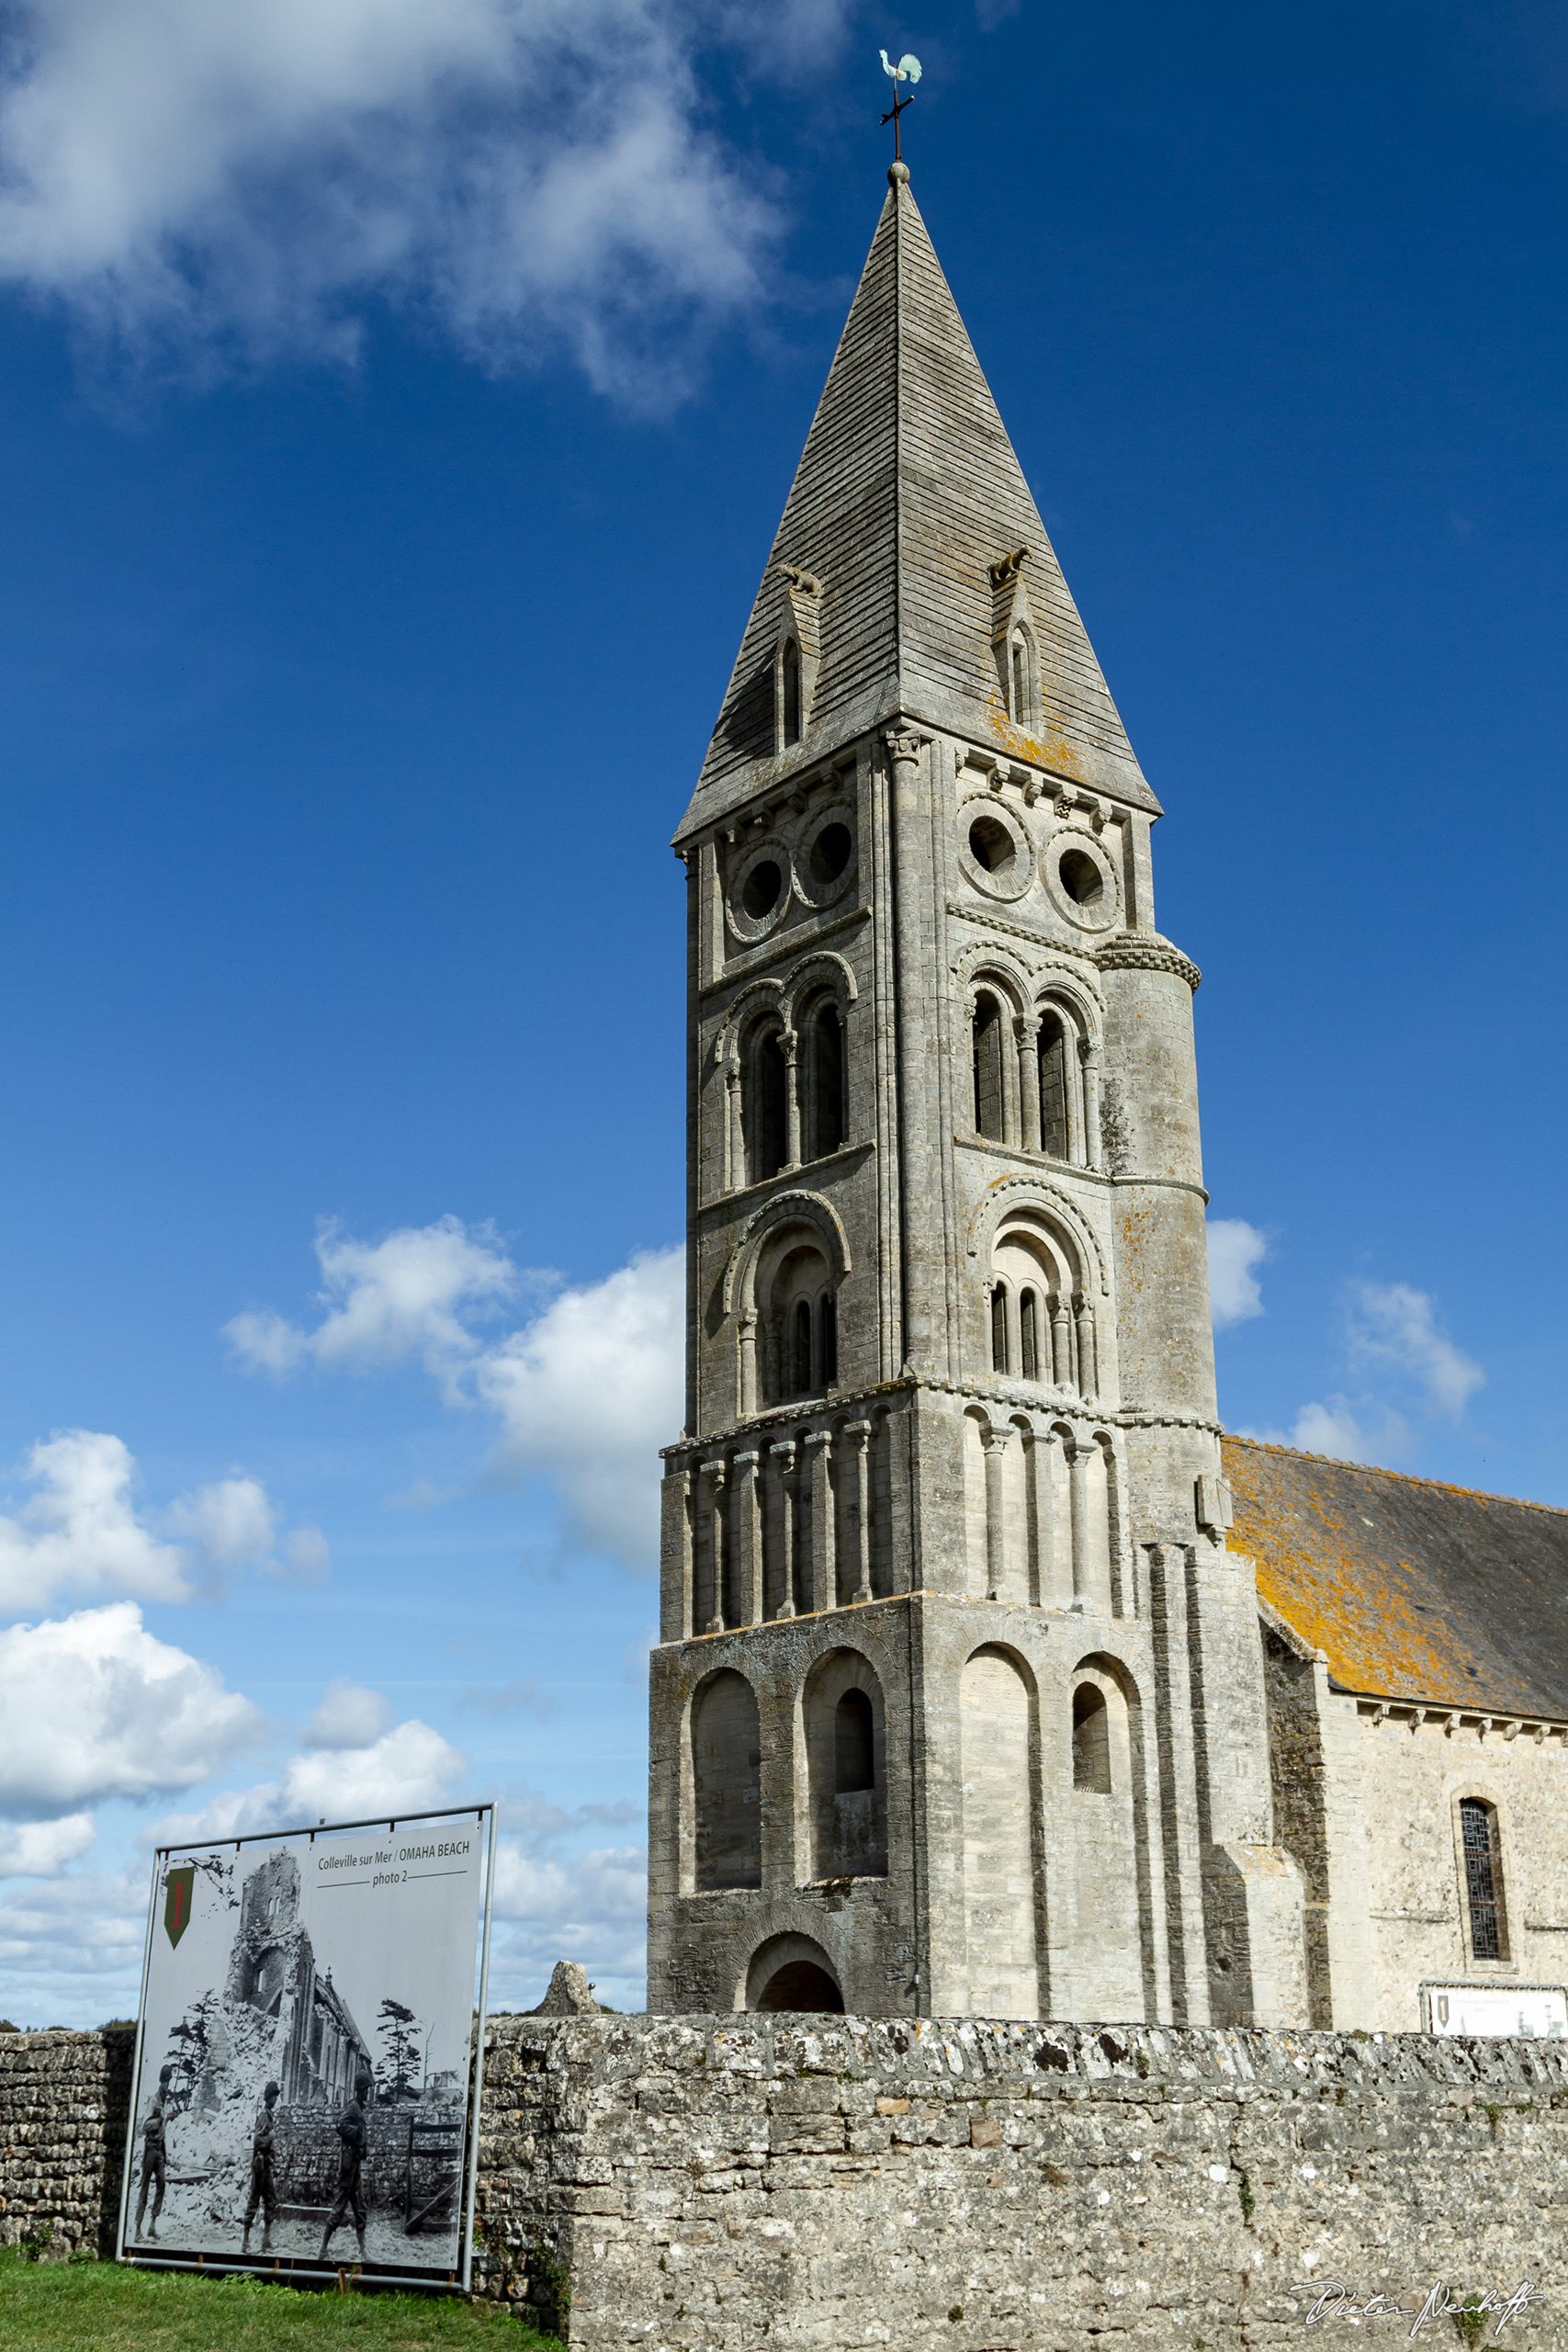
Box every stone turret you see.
[647,164,1303,2028]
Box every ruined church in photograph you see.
[646,163,1568,2038]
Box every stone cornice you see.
[705,901,871,999]
[1094,935,1201,991]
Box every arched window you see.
[750,1030,787,1183]
[1038,1012,1069,1160]
[1020,1289,1040,1382]
[812,1004,844,1158]
[990,1283,1010,1374]
[792,1299,812,1397]
[782,639,802,746]
[804,1653,886,1879]
[1010,630,1028,724]
[819,1292,838,1387]
[835,1690,874,1792]
[1460,1798,1506,1960]
[1072,1684,1111,1792]
[973,992,1004,1139]
[692,1672,761,1892]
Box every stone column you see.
[731,1450,763,1626]
[1066,1031,1085,1166]
[770,1440,797,1618]
[841,1419,874,1604]
[1018,1015,1041,1154]
[1081,1037,1103,1172]
[1026,1430,1056,1607]
[982,1423,1012,1600]
[738,1312,758,1418]
[784,1030,801,1170]
[1052,1295,1074,1386]
[998,1007,1020,1147]
[1075,1296,1099,1401]
[1066,1440,1090,1609]
[726,1063,742,1190]
[700,1459,728,1634]
[803,1430,835,1615]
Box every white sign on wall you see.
[118,1804,496,2288]
[1422,1980,1568,2039]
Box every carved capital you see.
[802,1429,832,1454]
[881,727,929,768]
[843,1419,874,1452]
[980,1424,1013,1456]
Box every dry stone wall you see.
[6,2016,1568,2346]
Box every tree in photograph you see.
[376,1997,423,2103]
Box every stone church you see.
[646,164,1568,2037]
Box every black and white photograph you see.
[120,1812,490,2281]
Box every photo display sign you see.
[119,1804,496,2288]
[1423,1980,1568,2038]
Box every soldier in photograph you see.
[317,2065,373,2266]
[240,2078,281,2255]
[132,2064,175,2241]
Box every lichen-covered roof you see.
[1223,1435,1568,1721]
[675,170,1158,842]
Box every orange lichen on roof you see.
[1222,1435,1568,1721]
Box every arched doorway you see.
[741,1931,844,2014]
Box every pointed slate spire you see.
[677,165,1156,842]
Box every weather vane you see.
[879,49,921,164]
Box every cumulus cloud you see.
[475,1247,683,1566]
[1247,1279,1482,1465]
[485,1781,646,2007]
[1207,1217,1267,1329]
[302,1679,393,1749]
[1345,1281,1483,1419]
[225,1216,518,1396]
[153,1716,466,1845]
[0,1815,96,1880]
[0,1604,264,1816]
[0,1864,152,2002]
[231,1224,682,1567]
[0,0,848,401]
[0,1430,328,1611]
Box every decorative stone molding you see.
[720,1187,852,1314]
[1094,934,1202,992]
[882,726,929,766]
[964,1172,1111,1298]
[943,902,1105,995]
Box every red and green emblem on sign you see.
[163,1865,195,1950]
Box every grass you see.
[0,2252,566,2351]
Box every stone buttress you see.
[646,164,1303,2026]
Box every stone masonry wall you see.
[7,2017,1568,2346]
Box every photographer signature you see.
[1290,2279,1545,2338]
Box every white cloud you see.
[153,1717,466,1845]
[302,1679,393,1749]
[0,1865,152,2005]
[476,1247,682,1566]
[0,1430,327,1611]
[484,1780,646,2007]
[225,1216,518,1396]
[1283,1396,1409,1464]
[1345,1281,1483,1419]
[0,0,848,402]
[0,1815,96,1880]
[232,1225,682,1568]
[0,1604,264,1815]
[1207,1217,1267,1329]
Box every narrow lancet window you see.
[813,1006,844,1157]
[1461,1798,1505,1960]
[755,1032,787,1182]
[1038,1013,1068,1159]
[792,1299,812,1396]
[835,1690,874,1792]
[1020,1289,1039,1382]
[1073,1685,1111,1792]
[973,993,1004,1139]
[990,1283,1009,1374]
[1010,633,1027,723]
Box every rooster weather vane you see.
[879,48,921,163]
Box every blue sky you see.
[0,0,1563,2024]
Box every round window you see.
[795,807,858,910]
[728,836,794,943]
[956,797,1033,902]
[1041,828,1120,931]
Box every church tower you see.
[647,164,1307,2027]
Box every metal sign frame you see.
[117,1800,498,2294]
